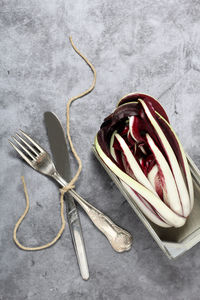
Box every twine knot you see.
[60,182,75,195]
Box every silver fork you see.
[9,130,133,252]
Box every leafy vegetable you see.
[95,93,193,228]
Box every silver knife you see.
[44,111,89,280]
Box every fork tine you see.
[16,133,39,156]
[9,140,33,167]
[12,136,35,160]
[19,129,44,152]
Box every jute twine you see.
[13,37,96,250]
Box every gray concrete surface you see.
[1,0,200,299]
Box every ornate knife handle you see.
[52,172,133,252]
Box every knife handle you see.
[52,171,133,252]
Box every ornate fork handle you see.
[52,171,133,252]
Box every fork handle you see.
[52,172,133,252]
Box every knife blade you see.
[44,111,89,280]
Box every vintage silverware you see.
[9,130,133,252]
[44,111,89,280]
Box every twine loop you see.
[60,182,75,196]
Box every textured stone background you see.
[1,0,200,299]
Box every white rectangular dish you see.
[93,146,200,259]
